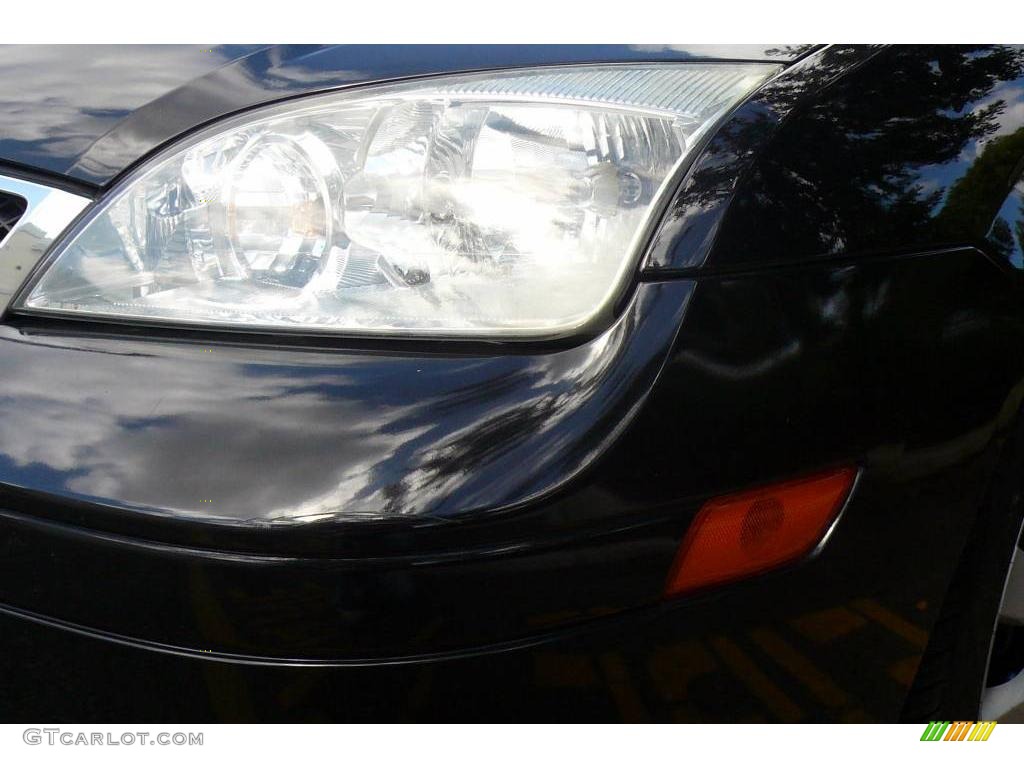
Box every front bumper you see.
[0,247,1018,720]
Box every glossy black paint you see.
[643,44,884,272]
[646,44,1024,274]
[0,245,1017,670]
[1,44,1024,722]
[0,280,693,532]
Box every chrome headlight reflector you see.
[17,64,776,337]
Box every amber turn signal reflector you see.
[664,467,857,598]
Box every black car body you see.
[1,43,1024,722]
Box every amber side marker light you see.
[664,466,858,598]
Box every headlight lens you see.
[18,64,776,337]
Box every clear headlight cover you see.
[18,64,776,337]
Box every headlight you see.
[16,64,776,337]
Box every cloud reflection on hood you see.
[0,44,261,177]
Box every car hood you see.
[0,44,806,188]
